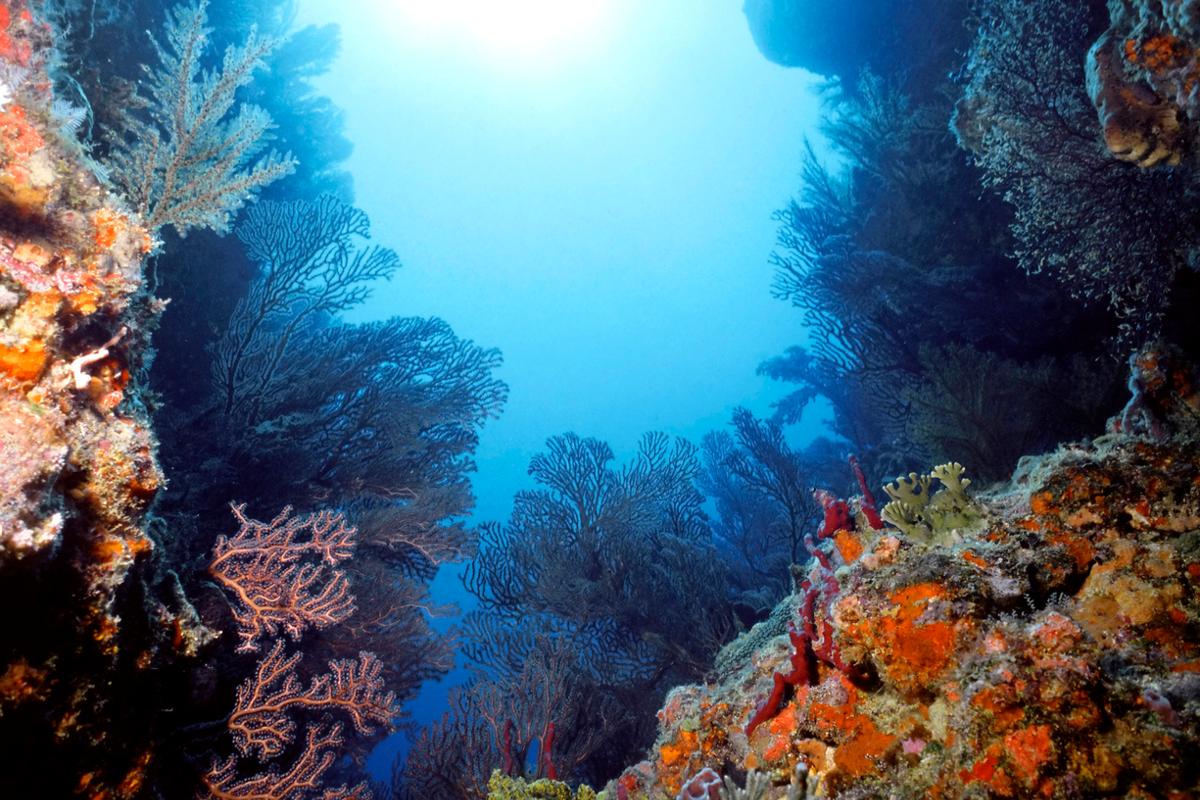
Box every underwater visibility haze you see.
[0,0,1199,798]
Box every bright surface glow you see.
[387,0,615,64]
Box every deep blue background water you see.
[291,0,831,773]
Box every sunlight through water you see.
[384,0,617,66]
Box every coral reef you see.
[0,1,207,794]
[610,353,1200,798]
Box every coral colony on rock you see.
[0,0,1198,798]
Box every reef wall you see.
[0,3,204,795]
[611,345,1200,798]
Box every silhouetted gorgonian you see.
[900,344,1125,482]
[699,429,793,600]
[161,196,506,545]
[765,65,1126,483]
[392,613,639,797]
[763,76,1005,465]
[212,196,399,424]
[954,0,1200,337]
[396,687,497,800]
[764,234,926,459]
[455,433,736,785]
[466,432,734,675]
[700,408,819,585]
[145,196,503,797]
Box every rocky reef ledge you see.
[612,345,1200,799]
[0,3,205,795]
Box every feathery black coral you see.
[105,0,295,239]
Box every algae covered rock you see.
[611,358,1200,798]
[1086,0,1200,167]
[0,2,209,796]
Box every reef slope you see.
[615,348,1200,798]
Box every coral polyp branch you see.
[202,724,348,800]
[227,639,396,760]
[210,504,358,652]
[104,0,295,238]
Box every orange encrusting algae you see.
[612,381,1200,799]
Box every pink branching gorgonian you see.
[202,723,371,800]
[205,504,398,798]
[210,504,357,652]
[228,639,397,760]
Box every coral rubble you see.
[0,2,200,795]
[611,352,1200,798]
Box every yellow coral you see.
[487,771,597,800]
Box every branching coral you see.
[226,640,395,760]
[468,635,612,786]
[146,183,499,800]
[209,504,358,652]
[103,0,294,237]
[758,28,1129,498]
[717,767,817,800]
[898,344,1123,483]
[205,505,397,799]
[156,194,504,600]
[203,724,369,800]
[880,462,985,542]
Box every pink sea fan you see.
[209,503,358,652]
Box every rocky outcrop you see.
[1086,0,1200,167]
[0,3,209,795]
[611,345,1200,798]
